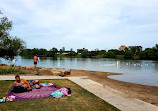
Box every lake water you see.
[1,56,158,86]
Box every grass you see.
[0,67,25,75]
[0,79,120,111]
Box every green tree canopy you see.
[0,13,25,60]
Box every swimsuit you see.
[34,62,37,64]
[29,80,36,89]
[29,80,39,89]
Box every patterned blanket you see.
[6,85,60,101]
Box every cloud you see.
[0,0,158,50]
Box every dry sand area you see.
[66,69,158,106]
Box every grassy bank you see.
[0,79,120,111]
[0,67,26,75]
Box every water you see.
[1,56,158,86]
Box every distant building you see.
[119,45,126,51]
[77,48,88,53]
[70,48,73,51]
[94,48,99,51]
[62,47,65,51]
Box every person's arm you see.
[13,81,21,85]
[23,79,32,89]
[33,56,35,61]
[13,81,16,85]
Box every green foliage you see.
[129,46,142,55]
[0,67,25,74]
[68,51,77,57]
[76,54,82,58]
[133,55,140,60]
[116,55,125,59]
[140,49,155,60]
[21,44,158,61]
[105,52,116,58]
[124,51,133,59]
[89,51,100,57]
[108,49,119,55]
[49,47,58,57]
[80,51,89,58]
[95,55,104,58]
[0,14,25,60]
[59,49,63,54]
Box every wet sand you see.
[66,69,158,106]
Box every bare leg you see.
[34,64,37,71]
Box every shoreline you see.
[66,69,158,106]
[0,64,158,106]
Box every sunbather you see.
[29,80,42,89]
[12,75,32,93]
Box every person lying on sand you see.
[12,75,32,93]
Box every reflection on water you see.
[1,56,158,86]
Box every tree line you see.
[20,44,158,60]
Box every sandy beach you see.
[66,69,158,106]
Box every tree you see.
[68,51,76,57]
[129,46,142,55]
[108,49,119,55]
[49,47,58,57]
[106,52,116,58]
[140,49,155,60]
[80,50,89,58]
[0,13,25,60]
[59,49,63,54]
[152,44,158,51]
[124,51,133,59]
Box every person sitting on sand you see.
[12,75,32,93]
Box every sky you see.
[0,0,158,51]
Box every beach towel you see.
[40,83,53,87]
[6,85,60,101]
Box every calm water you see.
[1,56,158,86]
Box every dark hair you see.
[15,75,20,78]
[67,88,71,94]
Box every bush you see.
[105,52,116,58]
[133,55,140,60]
[0,67,25,74]
[124,51,133,59]
[116,55,125,59]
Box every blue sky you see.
[0,0,158,51]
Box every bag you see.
[12,84,27,93]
